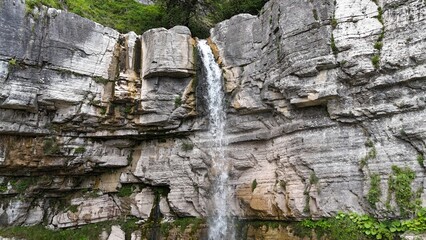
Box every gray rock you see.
[141,27,195,78]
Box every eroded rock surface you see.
[0,0,425,235]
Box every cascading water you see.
[197,40,233,239]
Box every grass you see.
[26,0,267,37]
[26,0,165,34]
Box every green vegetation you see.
[312,9,319,21]
[309,172,319,185]
[0,181,7,192]
[8,58,19,72]
[371,55,380,69]
[417,154,424,167]
[67,204,79,213]
[99,106,107,115]
[27,0,164,34]
[360,139,377,169]
[290,209,426,240]
[11,178,32,193]
[74,146,86,154]
[8,58,17,66]
[330,35,338,55]
[387,165,416,217]
[0,217,140,240]
[367,173,382,208]
[25,0,267,37]
[117,184,134,197]
[123,105,133,114]
[377,7,383,24]
[93,76,109,85]
[251,179,258,192]
[43,138,60,155]
[181,141,194,152]
[174,96,182,108]
[365,139,374,148]
[331,18,338,29]
[374,41,383,50]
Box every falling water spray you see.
[197,40,233,240]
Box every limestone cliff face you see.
[0,0,425,232]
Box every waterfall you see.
[197,40,233,239]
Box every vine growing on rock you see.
[386,165,417,217]
[367,173,382,209]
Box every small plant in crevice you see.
[251,179,258,192]
[99,106,107,115]
[359,139,377,169]
[374,41,383,50]
[117,184,134,197]
[8,58,17,66]
[93,76,109,85]
[312,9,319,21]
[11,178,33,193]
[43,138,60,155]
[303,189,311,214]
[181,141,194,152]
[74,146,86,154]
[8,58,19,72]
[309,172,319,185]
[331,18,337,29]
[367,173,382,208]
[330,35,338,55]
[371,55,380,69]
[417,154,424,167]
[377,7,383,24]
[123,105,133,114]
[174,96,182,108]
[67,204,79,213]
[365,139,374,148]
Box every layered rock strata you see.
[0,0,425,235]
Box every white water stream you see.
[197,40,233,240]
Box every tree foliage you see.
[26,0,267,37]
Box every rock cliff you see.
[0,0,425,238]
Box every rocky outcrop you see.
[0,0,425,238]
